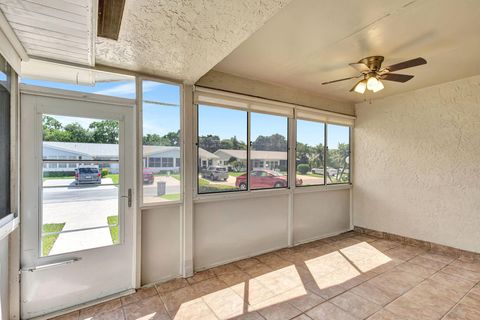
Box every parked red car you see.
[143,169,154,184]
[235,170,302,189]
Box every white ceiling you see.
[214,0,480,103]
[95,0,291,83]
[0,0,95,66]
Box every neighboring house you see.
[43,142,218,174]
[214,149,288,171]
[43,141,120,173]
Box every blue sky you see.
[23,78,348,147]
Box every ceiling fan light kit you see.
[322,56,427,95]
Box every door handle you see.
[121,188,132,207]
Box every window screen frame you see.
[195,103,291,195]
[138,77,184,208]
[0,56,11,222]
[325,123,351,186]
[196,103,249,195]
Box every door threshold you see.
[29,289,136,320]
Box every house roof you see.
[215,149,287,160]
[43,141,119,158]
[43,142,218,159]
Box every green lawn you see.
[42,223,65,256]
[198,176,237,192]
[43,176,74,181]
[228,172,245,177]
[160,193,181,201]
[107,215,119,244]
[106,174,119,185]
[305,173,324,178]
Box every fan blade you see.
[322,76,360,85]
[384,57,427,72]
[380,73,414,82]
[349,63,370,73]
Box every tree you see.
[252,134,287,151]
[199,135,222,153]
[89,120,119,144]
[143,133,164,145]
[164,130,180,146]
[43,116,62,131]
[64,123,92,143]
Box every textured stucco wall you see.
[196,71,355,115]
[96,0,292,83]
[354,74,480,252]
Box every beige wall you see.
[353,74,480,253]
[196,70,355,116]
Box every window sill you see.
[140,200,183,210]
[0,213,19,241]
[194,188,290,203]
[294,183,352,194]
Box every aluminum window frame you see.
[195,104,290,196]
[325,123,351,186]
[294,118,327,188]
[137,77,184,208]
[195,103,249,195]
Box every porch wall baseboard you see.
[354,226,480,259]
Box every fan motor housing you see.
[359,56,384,72]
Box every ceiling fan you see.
[321,56,427,94]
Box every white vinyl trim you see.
[0,9,28,73]
[0,213,19,241]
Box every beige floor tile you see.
[80,308,125,320]
[257,301,302,320]
[449,259,480,273]
[304,279,348,300]
[121,286,158,306]
[236,258,262,270]
[257,253,292,269]
[394,261,437,279]
[385,284,456,320]
[79,299,122,319]
[306,302,356,320]
[243,263,273,278]
[191,277,228,297]
[443,303,480,320]
[350,281,397,306]
[211,263,241,276]
[155,278,189,295]
[172,298,218,320]
[331,291,382,319]
[202,287,246,319]
[160,285,199,316]
[187,269,217,285]
[123,295,170,320]
[408,255,448,270]
[217,269,251,286]
[368,269,423,297]
[231,278,276,306]
[441,265,480,282]
[292,314,313,320]
[420,251,457,264]
[384,245,425,261]
[429,272,476,301]
[366,309,412,320]
[51,311,80,320]
[229,311,265,320]
[368,240,401,252]
[461,288,480,311]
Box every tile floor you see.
[52,231,480,320]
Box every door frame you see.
[19,84,138,318]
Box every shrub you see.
[101,169,109,177]
[43,171,75,178]
[297,164,310,175]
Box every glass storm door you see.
[20,90,135,319]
